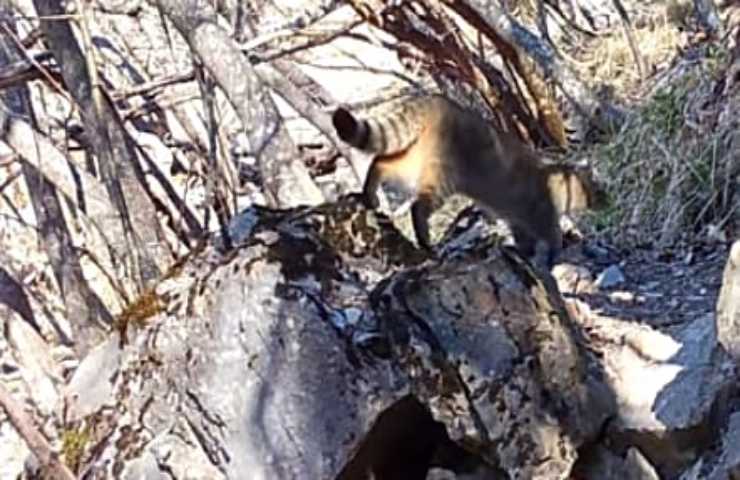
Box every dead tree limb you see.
[693,0,722,36]
[32,0,163,291]
[0,7,111,354]
[152,0,323,208]
[257,60,362,183]
[195,66,234,249]
[240,0,363,183]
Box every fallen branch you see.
[259,18,363,63]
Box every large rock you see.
[58,196,614,480]
[566,299,736,477]
[7,195,736,480]
[369,251,614,479]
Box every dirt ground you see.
[562,237,730,328]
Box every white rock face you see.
[718,240,740,360]
[566,299,736,475]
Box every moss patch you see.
[61,425,91,473]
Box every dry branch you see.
[257,60,362,182]
[0,8,113,353]
[112,70,195,101]
[152,0,324,208]
[34,0,163,292]
[0,50,54,90]
[258,18,363,63]
[447,0,625,134]
[345,0,567,147]
[238,0,343,40]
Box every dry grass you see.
[570,15,682,98]
[554,3,740,248]
[578,49,739,247]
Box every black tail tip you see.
[332,107,357,142]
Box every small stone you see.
[707,224,727,243]
[596,265,625,289]
[642,281,661,291]
[609,291,635,303]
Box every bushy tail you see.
[332,107,373,151]
[332,101,424,155]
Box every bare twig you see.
[0,12,80,21]
[0,153,19,168]
[111,70,195,101]
[259,19,363,63]
[195,65,233,248]
[242,0,343,39]
[75,0,102,108]
[153,0,324,208]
